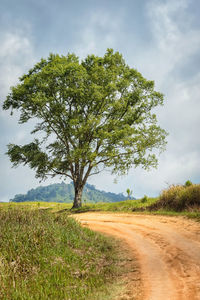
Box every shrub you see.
[141,195,148,203]
[156,184,200,211]
[184,180,193,187]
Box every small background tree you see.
[126,188,133,200]
[3,49,168,208]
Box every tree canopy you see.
[3,49,168,208]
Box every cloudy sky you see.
[0,0,200,201]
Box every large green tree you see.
[3,49,167,208]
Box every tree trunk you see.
[72,183,83,208]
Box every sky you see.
[0,0,200,201]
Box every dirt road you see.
[74,212,200,300]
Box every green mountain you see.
[10,182,135,203]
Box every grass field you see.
[0,198,157,212]
[0,206,129,300]
[75,197,158,212]
[1,189,199,221]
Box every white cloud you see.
[0,32,31,57]
[0,31,35,99]
[132,0,200,87]
[74,11,123,58]
[0,29,38,201]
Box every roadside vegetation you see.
[0,208,127,300]
[1,182,199,221]
[150,182,200,211]
[71,197,158,212]
[0,197,158,213]
[69,182,200,221]
[72,182,200,219]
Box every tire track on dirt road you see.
[73,213,200,300]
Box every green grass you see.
[0,207,126,300]
[0,201,72,212]
[0,197,158,215]
[67,185,200,221]
[67,195,200,221]
[70,197,158,213]
[0,197,157,213]
[1,191,199,221]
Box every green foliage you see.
[141,195,148,203]
[0,208,121,299]
[126,188,133,199]
[184,180,193,187]
[155,184,200,211]
[3,49,168,207]
[10,182,132,203]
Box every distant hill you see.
[10,182,135,203]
